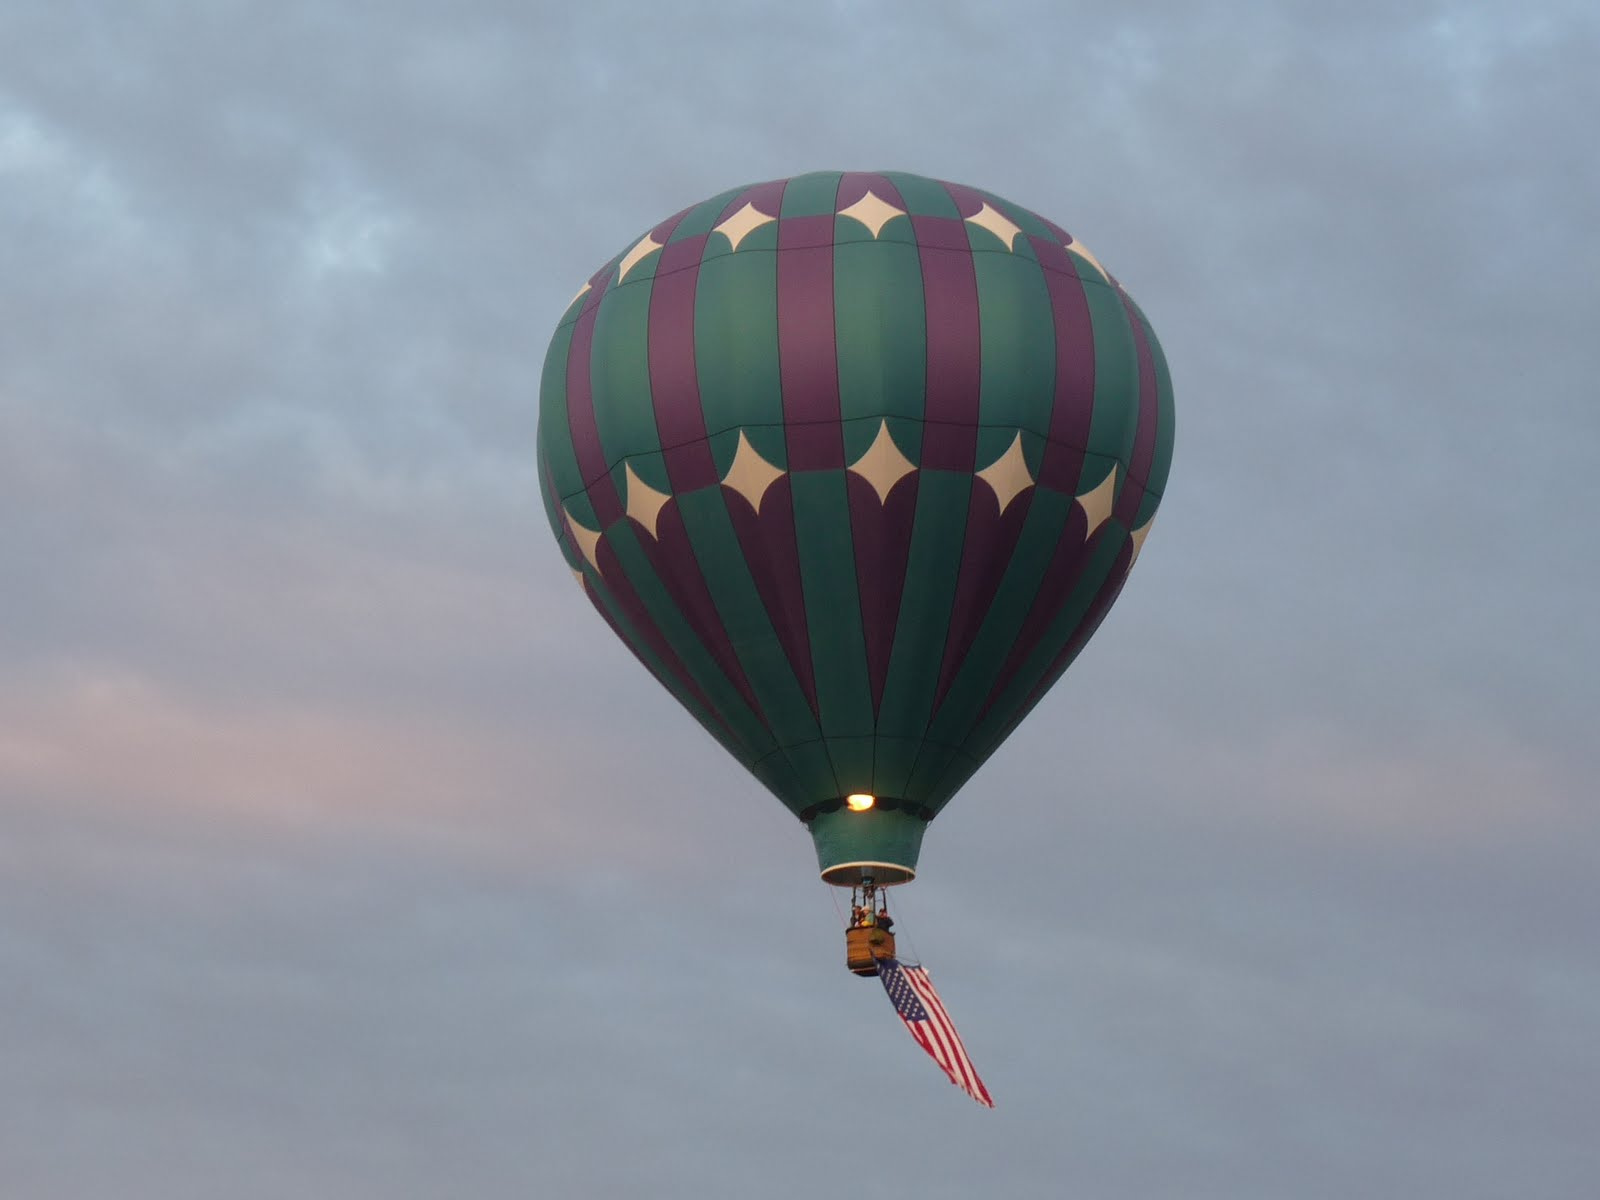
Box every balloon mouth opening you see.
[797,796,935,822]
[807,804,929,889]
[820,861,916,887]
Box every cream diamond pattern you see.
[713,202,775,251]
[623,462,672,538]
[837,190,905,239]
[563,507,603,572]
[1128,518,1153,567]
[616,232,663,282]
[974,432,1034,513]
[848,420,916,504]
[721,430,785,511]
[966,202,1023,251]
[1075,464,1118,538]
[1066,238,1110,283]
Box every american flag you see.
[877,958,994,1108]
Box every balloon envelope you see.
[538,172,1173,884]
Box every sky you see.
[2,1,1597,1196]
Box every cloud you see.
[2,1,1596,1196]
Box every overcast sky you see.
[3,1,1597,1197]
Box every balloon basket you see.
[845,925,897,976]
[843,879,898,976]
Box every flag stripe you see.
[910,983,991,1105]
[906,967,992,1103]
[922,975,989,1102]
[877,958,993,1107]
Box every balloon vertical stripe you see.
[930,485,1039,715]
[931,209,1057,712]
[579,206,778,743]
[1127,295,1175,530]
[603,524,778,762]
[636,229,774,726]
[691,185,826,726]
[921,489,1078,751]
[1010,558,1134,742]
[911,212,983,473]
[889,187,986,792]
[845,462,920,718]
[875,468,973,796]
[561,288,616,498]
[589,533,742,754]
[562,261,757,756]
[670,487,832,795]
[834,171,924,720]
[1112,288,1162,528]
[584,541,750,764]
[629,503,770,729]
[1031,235,1097,493]
[970,486,1104,723]
[772,174,876,786]
[723,479,821,722]
[1074,268,1143,492]
[649,234,720,493]
[791,468,875,788]
[963,533,1130,775]
[537,321,583,522]
[777,174,845,471]
[966,537,1135,773]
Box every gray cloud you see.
[2,1,1596,1196]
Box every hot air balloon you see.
[537,171,1172,970]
